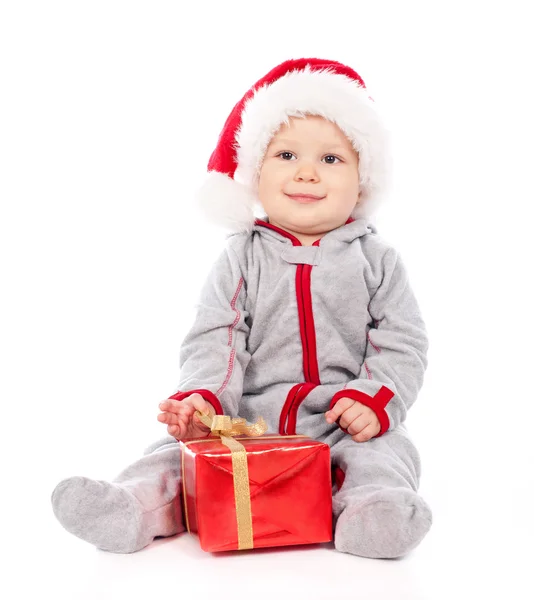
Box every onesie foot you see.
[51,476,152,553]
[334,488,432,559]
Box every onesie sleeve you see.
[329,248,429,435]
[167,243,250,418]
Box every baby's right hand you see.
[157,393,214,440]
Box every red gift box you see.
[180,434,333,552]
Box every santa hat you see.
[195,57,391,234]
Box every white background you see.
[1,1,533,598]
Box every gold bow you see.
[195,411,267,550]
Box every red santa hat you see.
[195,57,391,233]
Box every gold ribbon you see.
[195,411,268,550]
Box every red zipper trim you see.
[300,261,320,384]
[278,383,302,435]
[295,266,309,381]
[255,220,322,385]
[286,383,317,435]
[255,218,355,434]
[279,383,317,435]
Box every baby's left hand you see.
[325,397,380,443]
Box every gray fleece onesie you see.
[52,217,432,559]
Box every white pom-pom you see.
[194,171,257,235]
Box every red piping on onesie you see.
[169,276,245,416]
[367,330,381,353]
[227,278,244,347]
[216,277,244,396]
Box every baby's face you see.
[258,115,360,241]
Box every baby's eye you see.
[278,152,296,161]
[323,155,341,164]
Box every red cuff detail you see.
[168,389,224,415]
[329,385,394,436]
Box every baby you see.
[52,58,432,559]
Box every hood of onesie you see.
[253,217,377,246]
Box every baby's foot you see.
[334,488,432,559]
[51,476,151,553]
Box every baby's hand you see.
[325,397,380,443]
[157,393,214,440]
